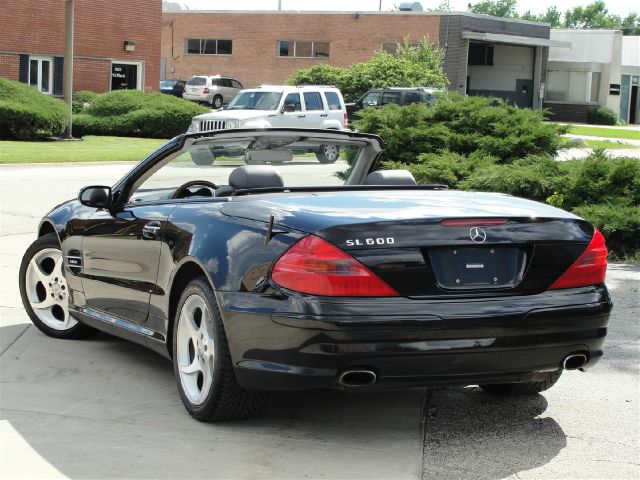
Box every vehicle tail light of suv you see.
[344,112,349,129]
[549,228,608,290]
[203,88,210,94]
[272,235,399,297]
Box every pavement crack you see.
[0,324,30,357]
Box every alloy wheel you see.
[176,294,215,406]
[24,248,77,331]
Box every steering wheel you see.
[172,180,219,199]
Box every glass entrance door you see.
[111,63,139,90]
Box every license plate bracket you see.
[428,246,526,290]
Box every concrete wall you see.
[0,0,161,93]
[622,37,640,76]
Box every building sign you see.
[111,63,138,90]
[609,84,621,95]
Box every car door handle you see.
[142,221,162,240]
[297,114,306,118]
[320,113,328,117]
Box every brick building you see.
[161,9,565,108]
[0,0,162,96]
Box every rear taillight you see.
[344,112,349,129]
[548,228,608,290]
[271,235,399,297]
[203,88,210,94]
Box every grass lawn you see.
[584,139,639,150]
[566,125,640,140]
[0,136,167,164]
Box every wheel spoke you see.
[179,357,203,375]
[52,255,64,279]
[31,295,56,310]
[28,257,50,285]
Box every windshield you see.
[227,91,283,111]
[129,135,368,203]
[160,80,176,88]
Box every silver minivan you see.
[182,75,243,108]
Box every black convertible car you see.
[19,129,612,422]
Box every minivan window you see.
[187,77,207,86]
[303,92,324,111]
[324,91,342,110]
[231,80,243,89]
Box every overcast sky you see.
[178,1,638,17]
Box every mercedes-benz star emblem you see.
[469,226,487,244]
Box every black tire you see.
[19,233,96,339]
[172,277,268,421]
[315,144,340,164]
[190,150,215,166]
[480,370,562,396]
[212,95,223,109]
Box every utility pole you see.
[63,0,74,139]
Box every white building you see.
[545,30,639,124]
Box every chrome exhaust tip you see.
[563,353,588,371]
[338,369,377,387]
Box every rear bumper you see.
[183,92,212,103]
[218,285,612,391]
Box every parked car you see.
[20,128,611,422]
[188,85,348,164]
[159,79,186,97]
[346,87,444,117]
[182,75,243,108]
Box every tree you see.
[563,1,619,29]
[521,7,562,27]
[287,38,448,102]
[469,0,518,18]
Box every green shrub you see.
[73,90,209,138]
[288,38,448,102]
[0,78,69,140]
[354,94,567,164]
[573,203,640,260]
[72,91,98,113]
[587,106,617,125]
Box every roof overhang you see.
[462,31,571,48]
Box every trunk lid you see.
[222,190,594,296]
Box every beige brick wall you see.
[161,12,440,87]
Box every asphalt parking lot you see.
[1,162,638,479]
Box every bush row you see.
[73,90,209,138]
[0,78,69,140]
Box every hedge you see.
[587,106,617,126]
[73,90,209,139]
[0,78,69,140]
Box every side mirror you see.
[281,104,296,113]
[79,186,111,208]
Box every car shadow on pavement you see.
[422,386,567,479]
[1,327,425,479]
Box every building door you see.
[515,79,533,108]
[111,62,139,90]
[631,86,638,124]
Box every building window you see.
[185,38,233,55]
[277,40,330,58]
[468,43,494,66]
[28,56,53,94]
[547,70,592,102]
[591,72,601,102]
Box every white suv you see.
[188,86,348,163]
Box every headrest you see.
[364,169,417,186]
[228,165,284,190]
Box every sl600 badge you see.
[345,237,395,247]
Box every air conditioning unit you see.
[398,2,424,11]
